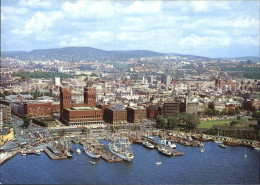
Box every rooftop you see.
[68,106,100,111]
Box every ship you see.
[142,141,155,149]
[108,136,134,161]
[83,145,100,159]
[159,138,176,149]
[158,147,172,156]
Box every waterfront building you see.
[104,106,127,125]
[126,106,147,124]
[60,82,104,127]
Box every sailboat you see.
[108,136,134,161]
[200,147,205,153]
[243,146,247,158]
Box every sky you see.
[1,0,259,58]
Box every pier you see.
[0,149,21,165]
[44,146,67,160]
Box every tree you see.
[228,108,235,115]
[156,115,167,129]
[82,127,87,134]
[221,108,227,115]
[204,108,213,116]
[184,114,200,130]
[23,114,31,128]
[252,111,260,120]
[167,115,178,129]
[235,107,240,115]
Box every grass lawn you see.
[199,118,248,129]
[47,121,57,127]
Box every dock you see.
[0,149,21,165]
[44,147,67,160]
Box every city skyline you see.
[1,0,260,58]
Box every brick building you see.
[147,105,159,119]
[160,102,180,116]
[104,106,127,125]
[60,83,104,127]
[126,106,147,123]
[24,102,52,118]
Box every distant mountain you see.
[1,47,166,61]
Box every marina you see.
[1,141,259,184]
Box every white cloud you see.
[19,0,51,8]
[125,1,162,15]
[179,34,232,47]
[236,36,259,45]
[191,2,209,12]
[61,1,121,19]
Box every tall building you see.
[60,83,103,127]
[166,75,171,85]
[84,83,96,107]
[54,77,61,86]
[60,87,72,119]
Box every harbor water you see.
[0,140,259,184]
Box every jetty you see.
[44,146,67,160]
[0,149,21,165]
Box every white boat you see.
[109,137,134,161]
[148,136,154,140]
[84,146,100,159]
[142,141,155,149]
[214,140,223,144]
[65,150,72,158]
[35,150,41,155]
[76,148,81,155]
[243,146,247,158]
[200,148,205,153]
[89,161,96,165]
[21,151,27,156]
[219,143,226,148]
[158,147,172,156]
[254,147,260,151]
[159,138,176,149]
[156,161,162,165]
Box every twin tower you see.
[60,82,96,119]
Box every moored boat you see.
[84,146,100,159]
[219,143,226,148]
[65,150,72,158]
[158,147,172,156]
[108,137,134,161]
[200,148,205,153]
[142,141,155,149]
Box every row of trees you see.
[201,107,240,116]
[156,113,200,130]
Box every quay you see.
[0,149,21,165]
[44,146,67,160]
